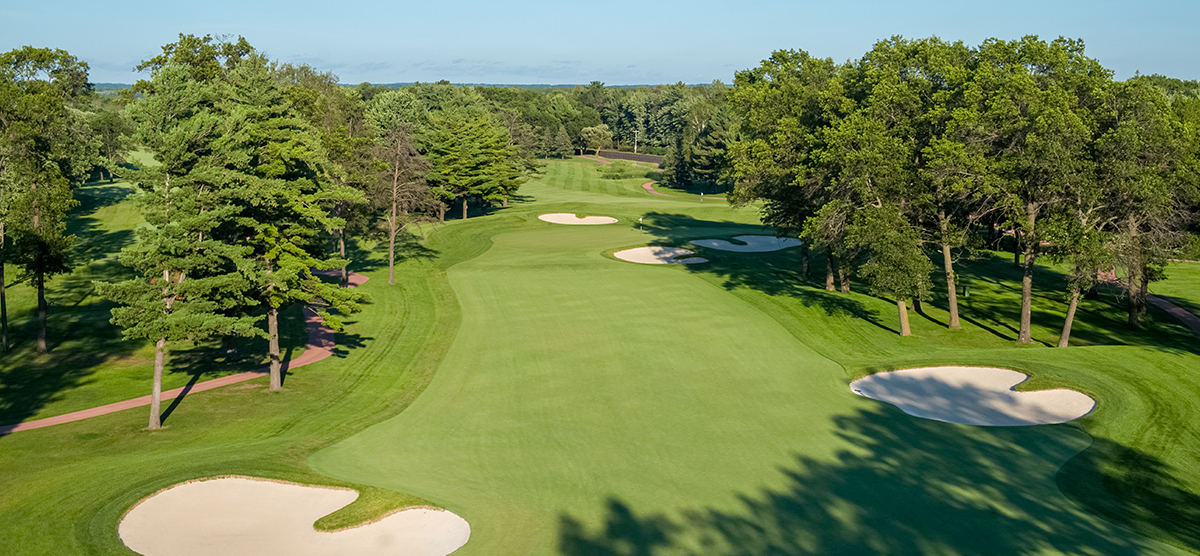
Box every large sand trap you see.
[538,213,618,225]
[614,246,708,265]
[119,477,469,556]
[691,235,802,252]
[850,366,1095,426]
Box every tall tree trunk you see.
[36,271,47,355]
[1,244,7,352]
[462,198,468,220]
[1018,210,1038,344]
[839,266,850,294]
[825,253,836,292]
[1013,231,1021,266]
[338,228,347,288]
[268,307,281,391]
[1128,262,1148,328]
[897,299,911,336]
[800,243,810,278]
[388,211,397,286]
[942,242,961,329]
[148,337,166,429]
[1058,289,1081,347]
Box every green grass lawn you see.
[2,159,1200,555]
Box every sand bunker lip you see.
[614,246,708,265]
[850,366,1095,426]
[691,235,802,252]
[119,477,470,556]
[538,213,618,225]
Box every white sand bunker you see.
[850,366,1095,426]
[119,477,470,556]
[614,246,708,265]
[538,213,618,225]
[691,235,802,252]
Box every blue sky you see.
[2,0,1196,84]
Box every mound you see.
[850,366,1095,426]
[119,477,469,556]
[691,235,802,252]
[613,246,708,265]
[538,213,618,225]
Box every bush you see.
[597,161,646,180]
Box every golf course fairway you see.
[309,172,1191,555]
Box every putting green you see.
[310,179,1188,554]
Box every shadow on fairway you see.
[638,213,1200,353]
[559,406,1198,555]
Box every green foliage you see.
[846,204,933,301]
[579,123,612,154]
[426,109,525,211]
[596,161,643,180]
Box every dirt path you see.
[0,273,369,435]
[642,181,675,197]
[1148,294,1200,336]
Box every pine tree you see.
[553,126,575,158]
[98,166,260,429]
[221,52,366,391]
[426,109,525,219]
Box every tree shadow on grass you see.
[637,213,893,334]
[560,405,1197,555]
[638,214,1200,353]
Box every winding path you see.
[1149,294,1200,336]
[0,272,369,435]
[641,181,726,199]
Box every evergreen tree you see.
[552,126,574,158]
[426,109,525,219]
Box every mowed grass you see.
[310,160,1200,555]
[2,158,1200,555]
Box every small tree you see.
[579,123,612,156]
[552,126,575,158]
[371,124,436,284]
[846,205,933,336]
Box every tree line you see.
[0,35,548,429]
[723,36,1200,341]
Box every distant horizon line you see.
[91,82,727,90]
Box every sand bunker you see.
[850,366,1095,426]
[119,477,469,556]
[614,246,708,265]
[538,213,618,225]
[691,235,802,252]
